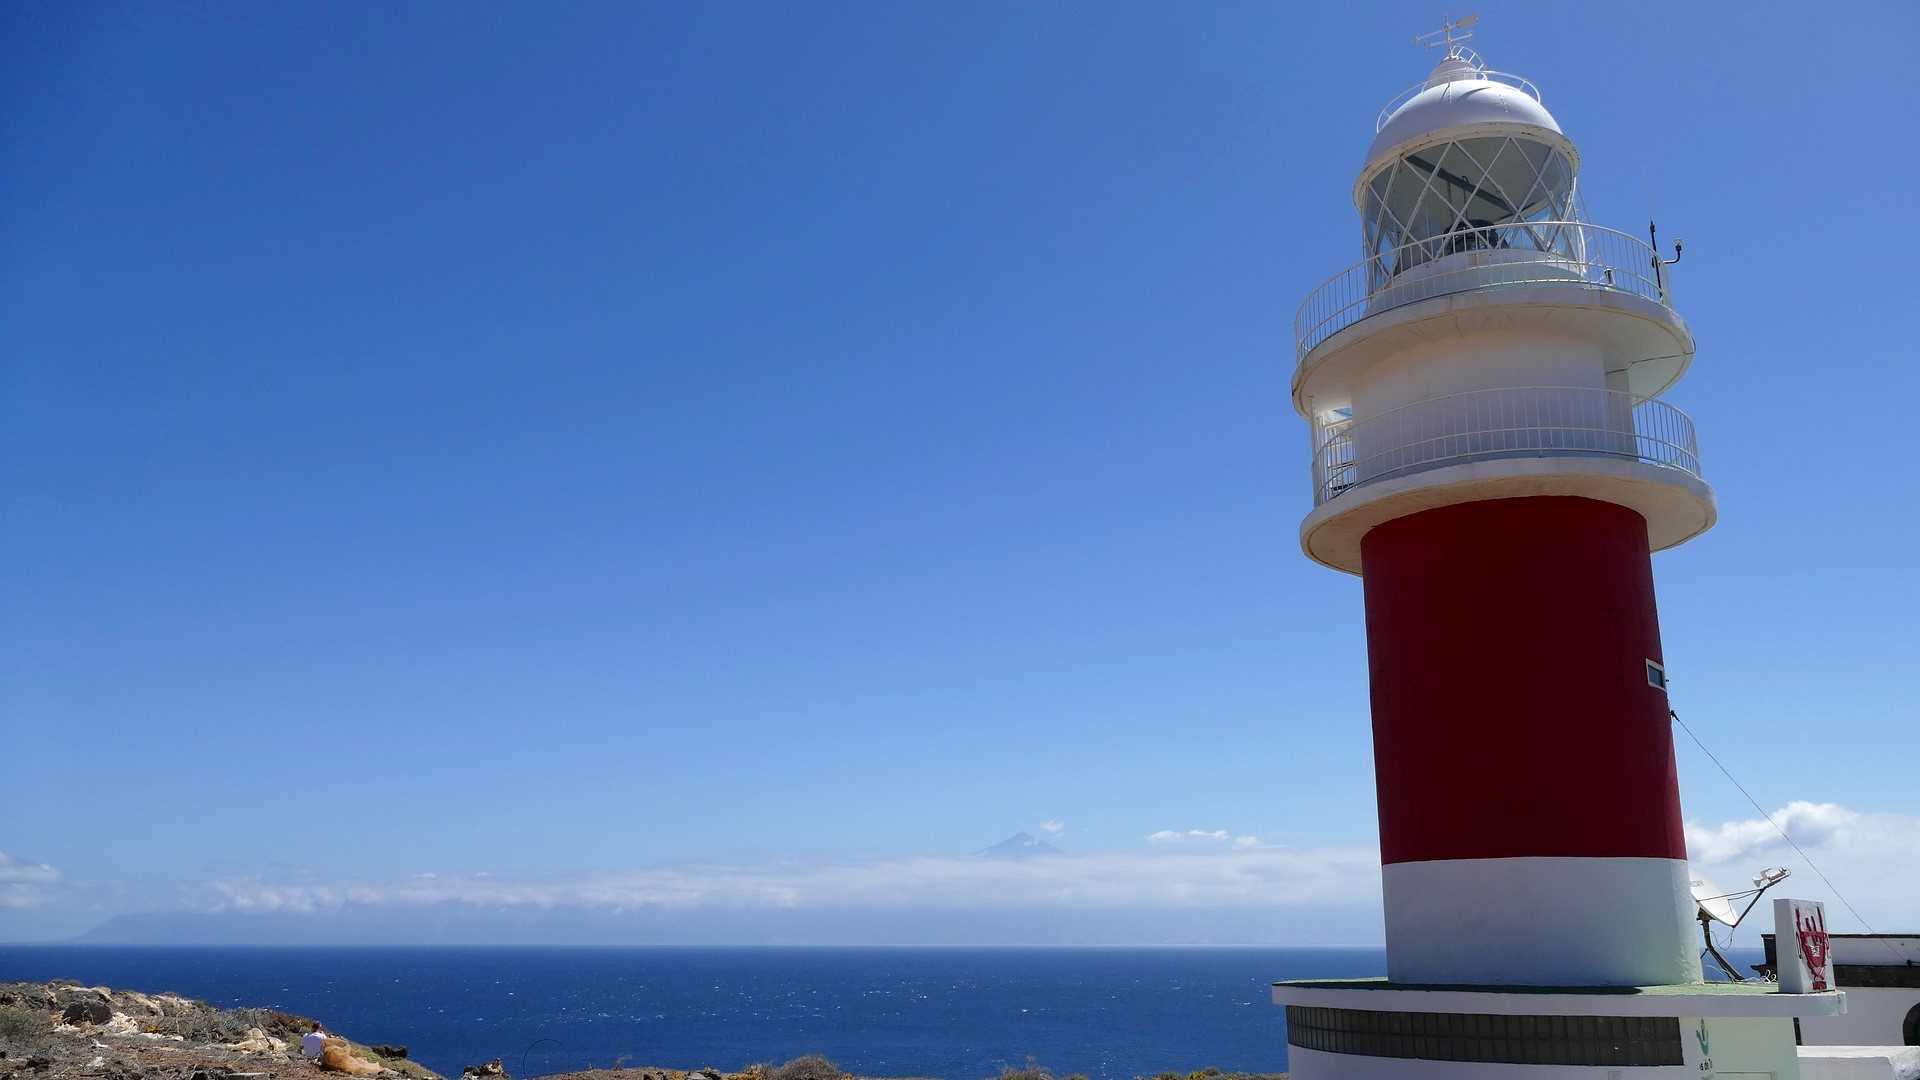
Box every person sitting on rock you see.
[303,1024,330,1060]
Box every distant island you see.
[974,833,1065,859]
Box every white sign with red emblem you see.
[1774,898,1834,993]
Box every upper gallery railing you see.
[1294,221,1668,362]
[1308,385,1702,507]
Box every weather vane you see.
[1414,13,1479,59]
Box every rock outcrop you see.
[55,1003,108,1028]
[0,980,445,1080]
[461,1060,508,1080]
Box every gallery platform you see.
[1272,977,1848,1019]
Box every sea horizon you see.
[0,943,1765,1080]
[6,942,1392,950]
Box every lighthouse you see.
[1270,22,1845,1078]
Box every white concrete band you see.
[1796,986,1920,1045]
[1297,454,1718,573]
[1292,281,1694,410]
[1381,856,1702,987]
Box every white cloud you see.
[0,850,62,909]
[1040,820,1065,835]
[1685,801,1859,864]
[194,846,1382,916]
[1685,801,1920,939]
[133,800,1920,944]
[1146,829,1232,843]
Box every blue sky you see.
[3,1,1917,944]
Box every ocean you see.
[0,945,1763,1079]
[0,946,1386,1079]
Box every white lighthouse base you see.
[1274,980,1844,1079]
[1383,856,1702,986]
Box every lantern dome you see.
[1351,50,1585,276]
[1365,55,1567,176]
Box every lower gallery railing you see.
[1309,386,1702,507]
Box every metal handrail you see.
[1308,386,1701,507]
[1375,69,1543,132]
[1294,221,1667,363]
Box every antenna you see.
[1414,14,1480,59]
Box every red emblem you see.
[1796,906,1831,991]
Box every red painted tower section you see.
[1360,495,1687,866]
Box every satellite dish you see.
[1692,876,1740,927]
[1691,866,1792,981]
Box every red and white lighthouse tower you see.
[1271,23,1844,1078]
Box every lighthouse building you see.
[1270,30,1845,1079]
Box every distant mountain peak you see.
[975,831,1063,859]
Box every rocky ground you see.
[0,982,444,1080]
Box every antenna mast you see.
[1414,13,1480,60]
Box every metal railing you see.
[1376,68,1543,132]
[1294,221,1668,362]
[1308,386,1701,507]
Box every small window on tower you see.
[1646,660,1668,691]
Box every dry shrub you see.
[0,1006,44,1045]
[770,1055,845,1080]
[995,1060,1053,1080]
